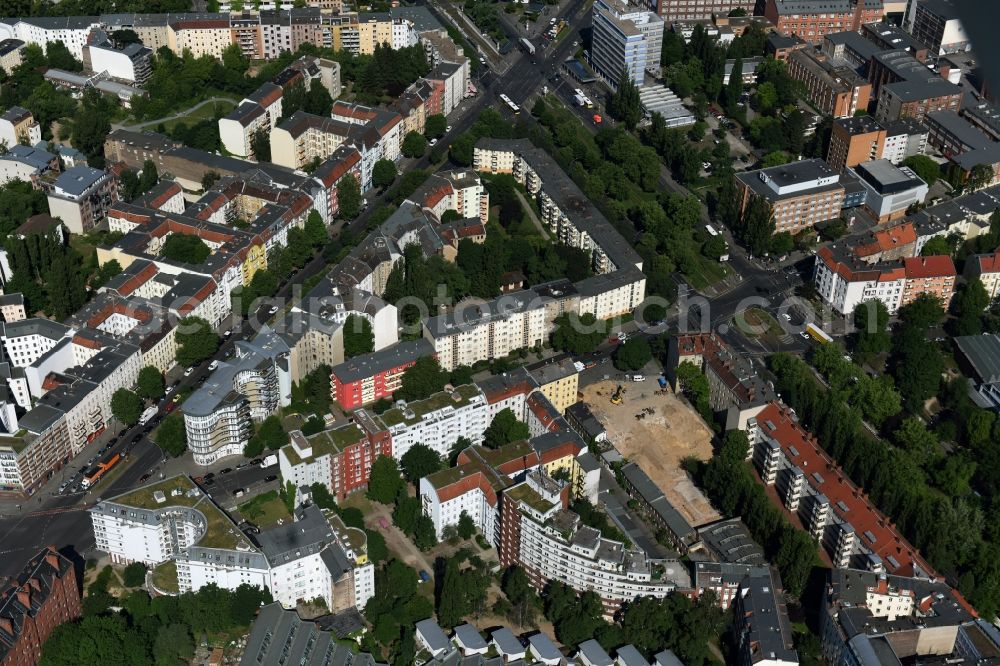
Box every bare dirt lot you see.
[583,378,721,528]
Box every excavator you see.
[610,384,625,405]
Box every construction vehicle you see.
[610,385,625,405]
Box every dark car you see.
[139,473,152,483]
[250,458,262,466]
[220,468,233,474]
[264,475,277,483]
[204,478,215,486]
[131,434,142,443]
[204,472,215,480]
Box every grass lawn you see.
[155,98,237,133]
[735,307,782,338]
[684,255,730,290]
[151,560,179,594]
[238,490,291,527]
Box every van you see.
[629,374,645,382]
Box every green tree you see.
[903,154,940,185]
[367,456,404,504]
[952,279,990,336]
[311,482,337,509]
[161,234,210,264]
[153,624,195,666]
[457,511,476,539]
[372,159,397,189]
[122,562,147,587]
[424,113,447,139]
[739,196,775,257]
[436,557,469,628]
[853,299,891,357]
[304,84,333,116]
[967,163,993,191]
[44,255,87,319]
[851,374,902,426]
[483,408,530,449]
[921,235,952,256]
[401,131,427,158]
[343,314,374,358]
[136,366,165,400]
[111,389,144,426]
[304,209,327,246]
[448,436,472,466]
[550,312,608,354]
[725,56,744,113]
[337,174,362,220]
[413,515,437,550]
[613,337,652,371]
[245,415,286,457]
[202,170,221,191]
[250,127,271,162]
[399,443,441,484]
[610,69,643,130]
[175,316,219,367]
[366,530,389,563]
[154,413,187,457]
[396,356,449,402]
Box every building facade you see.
[734,160,846,236]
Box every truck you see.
[81,452,122,489]
[520,37,535,55]
[805,323,833,345]
[138,405,159,426]
[260,454,278,468]
[574,93,588,107]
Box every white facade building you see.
[374,384,489,460]
[590,0,663,88]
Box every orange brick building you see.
[827,115,887,171]
[764,0,884,45]
[902,255,957,307]
[0,547,81,666]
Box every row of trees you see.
[41,577,271,666]
[769,346,1000,616]
[367,456,437,549]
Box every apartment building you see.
[45,165,119,235]
[91,476,374,611]
[848,158,928,223]
[0,547,81,666]
[881,117,928,164]
[182,331,291,466]
[0,16,100,59]
[0,38,25,73]
[408,170,489,225]
[821,568,984,666]
[910,0,968,55]
[852,222,918,263]
[0,107,40,150]
[901,255,956,307]
[499,469,677,617]
[373,384,488,460]
[0,407,70,496]
[733,566,799,666]
[649,0,755,21]
[423,291,548,372]
[747,402,937,577]
[525,358,579,415]
[82,36,153,85]
[279,417,392,501]
[815,242,955,314]
[590,0,663,89]
[786,49,871,118]
[475,139,646,318]
[219,82,284,159]
[827,116,887,171]
[964,251,1000,301]
[734,159,846,235]
[329,338,434,410]
[666,333,776,431]
[0,295,26,324]
[763,0,884,45]
[869,50,962,123]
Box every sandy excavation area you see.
[583,378,721,527]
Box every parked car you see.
[418,570,431,584]
[264,475,277,483]
[233,488,246,498]
[268,305,279,315]
[220,468,233,475]
[208,360,219,371]
[139,473,152,483]
[183,367,194,377]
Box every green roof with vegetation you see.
[379,384,481,428]
[107,475,251,551]
[151,559,179,594]
[281,423,367,466]
[504,482,556,515]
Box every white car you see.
[429,138,438,146]
[223,328,232,338]
[208,360,219,371]
[183,367,194,377]
[781,313,792,321]
[268,305,279,315]
[446,125,452,132]
[702,162,712,170]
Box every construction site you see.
[582,377,721,528]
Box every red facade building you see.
[0,547,81,666]
[330,339,435,410]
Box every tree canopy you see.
[153,413,187,457]
[161,234,210,264]
[111,389,143,426]
[396,356,449,402]
[367,456,404,504]
[343,314,374,358]
[175,316,219,367]
[399,443,442,484]
[136,366,165,400]
[483,408,530,449]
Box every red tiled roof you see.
[854,223,916,258]
[756,402,937,579]
[977,252,1000,274]
[903,255,956,279]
